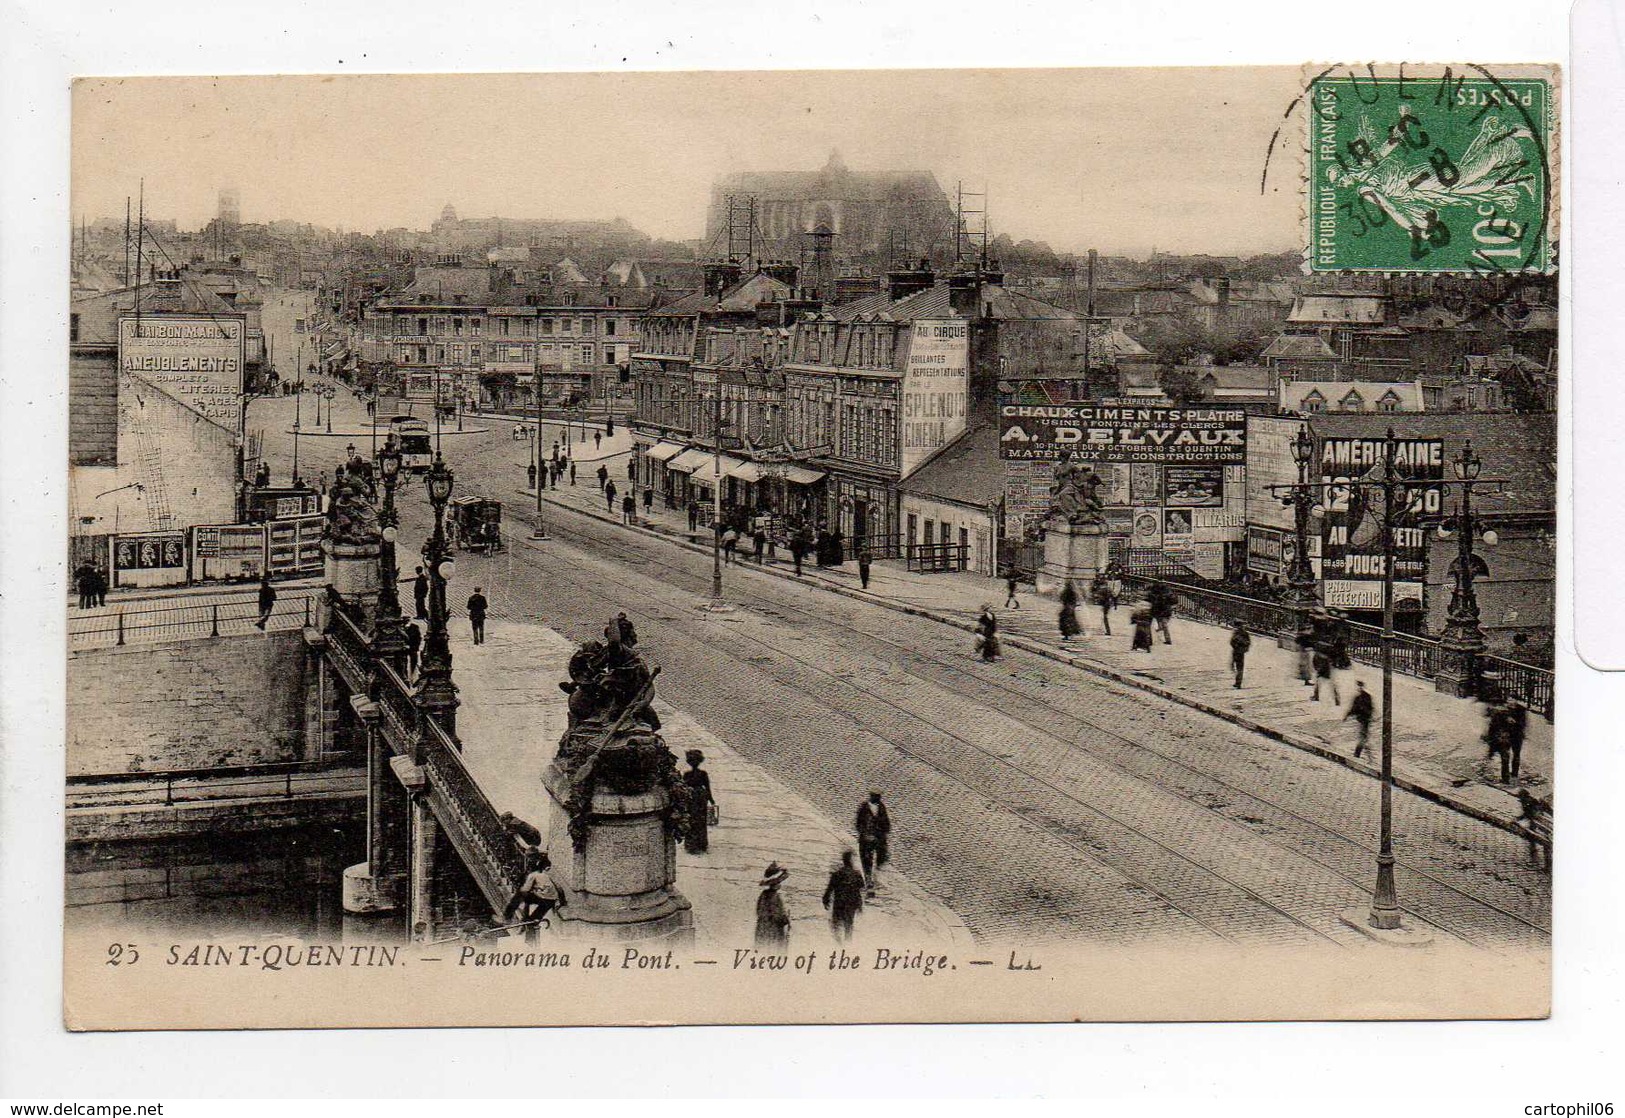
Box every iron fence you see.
[1122,574,1553,716]
[68,589,319,650]
[67,758,362,808]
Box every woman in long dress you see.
[977,605,1001,662]
[1059,579,1083,640]
[754,863,792,949]
[681,749,716,854]
[1131,604,1155,653]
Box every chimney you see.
[150,267,183,310]
[887,257,935,301]
[760,260,800,289]
[947,269,981,316]
[703,260,744,298]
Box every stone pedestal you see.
[541,762,694,945]
[1035,520,1109,596]
[323,538,381,619]
[341,862,396,914]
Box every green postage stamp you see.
[1306,65,1555,273]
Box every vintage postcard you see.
[64,65,1557,1029]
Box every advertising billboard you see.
[1318,436,1442,610]
[1164,465,1225,507]
[1244,415,1302,531]
[999,403,1246,463]
[902,319,970,475]
[119,315,246,432]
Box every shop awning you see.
[666,448,714,474]
[726,460,766,483]
[776,464,826,486]
[645,441,686,464]
[670,449,748,483]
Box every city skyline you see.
[73,69,1304,258]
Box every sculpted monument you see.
[1036,451,1111,595]
[542,621,694,942]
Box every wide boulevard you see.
[249,347,1551,951]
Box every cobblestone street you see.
[307,396,1555,953]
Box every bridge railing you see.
[1121,575,1553,718]
[327,599,525,911]
[69,589,319,650]
[67,758,361,807]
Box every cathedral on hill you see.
[705,151,955,263]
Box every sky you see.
[72,68,1306,258]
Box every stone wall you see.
[67,631,312,775]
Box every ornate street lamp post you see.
[372,436,406,640]
[1436,439,1496,698]
[1282,421,1320,657]
[416,451,459,734]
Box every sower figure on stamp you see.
[855,791,891,895]
[822,849,866,943]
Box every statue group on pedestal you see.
[554,619,688,852]
[1048,451,1107,528]
[324,459,381,546]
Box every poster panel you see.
[118,315,246,432]
[1130,463,1161,505]
[1318,436,1443,592]
[1245,414,1301,531]
[1164,465,1224,507]
[999,402,1247,463]
[902,319,970,475]
[1131,508,1162,547]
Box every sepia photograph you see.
[55,61,1561,1031]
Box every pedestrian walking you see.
[527,461,537,491]
[754,863,793,950]
[1147,583,1176,645]
[681,750,716,854]
[1004,571,1022,609]
[93,564,108,606]
[855,792,890,894]
[596,463,609,491]
[721,526,739,565]
[604,480,617,514]
[466,587,488,645]
[858,548,872,589]
[1131,604,1155,653]
[1515,789,1553,872]
[413,566,429,620]
[752,527,767,564]
[254,574,276,629]
[404,619,422,677]
[615,611,638,648]
[622,492,636,525]
[1345,681,1374,758]
[74,560,95,609]
[643,486,653,513]
[569,459,577,486]
[1229,621,1251,688]
[822,850,866,943]
[1090,572,1113,636]
[976,604,1001,662]
[790,536,805,577]
[687,503,700,533]
[1483,696,1526,784]
[1312,645,1341,704]
[628,456,637,481]
[1059,579,1083,640]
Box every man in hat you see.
[1345,680,1374,758]
[822,849,866,943]
[855,792,891,895]
[499,811,543,852]
[754,862,792,950]
[1228,621,1251,689]
[412,566,429,620]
